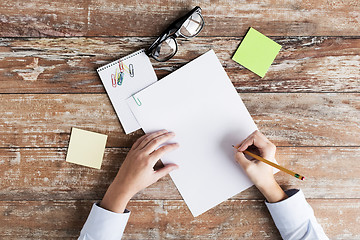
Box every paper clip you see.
[111,74,117,88]
[119,61,125,73]
[132,95,142,106]
[118,72,124,85]
[129,64,134,77]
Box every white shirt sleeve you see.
[78,203,130,240]
[265,189,328,240]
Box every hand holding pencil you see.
[233,130,292,203]
[234,130,304,179]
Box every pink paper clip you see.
[119,61,125,73]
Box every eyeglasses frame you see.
[145,6,204,62]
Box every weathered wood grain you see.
[0,37,359,93]
[1,0,358,238]
[1,199,359,239]
[0,147,359,201]
[0,93,358,148]
[1,0,360,37]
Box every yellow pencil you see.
[232,145,305,180]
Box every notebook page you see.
[97,49,157,134]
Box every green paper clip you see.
[132,95,142,106]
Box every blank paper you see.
[66,128,108,169]
[127,50,258,217]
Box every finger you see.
[143,132,175,154]
[154,164,179,181]
[234,151,252,170]
[238,135,255,152]
[137,129,168,149]
[131,134,148,150]
[239,130,271,152]
[150,143,179,162]
[234,130,257,149]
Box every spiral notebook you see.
[97,49,157,134]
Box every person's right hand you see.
[234,130,288,203]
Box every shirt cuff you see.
[79,203,130,240]
[265,189,313,232]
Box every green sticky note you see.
[66,128,108,169]
[232,27,281,78]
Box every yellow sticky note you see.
[232,27,281,78]
[66,128,108,169]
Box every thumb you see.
[155,164,178,180]
[235,151,252,170]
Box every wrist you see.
[100,183,132,213]
[256,180,288,203]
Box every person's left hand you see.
[100,130,179,213]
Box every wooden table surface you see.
[1,0,359,239]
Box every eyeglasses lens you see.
[179,12,204,37]
[152,38,177,61]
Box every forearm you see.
[256,180,288,203]
[100,182,132,213]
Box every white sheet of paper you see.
[97,49,157,134]
[127,50,261,217]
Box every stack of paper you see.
[127,50,258,217]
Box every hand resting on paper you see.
[234,130,288,203]
[100,130,179,213]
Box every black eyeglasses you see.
[146,6,205,62]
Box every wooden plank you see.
[0,0,89,37]
[0,199,359,239]
[0,37,359,93]
[0,147,359,201]
[1,0,360,37]
[0,93,358,148]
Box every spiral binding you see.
[97,49,145,72]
